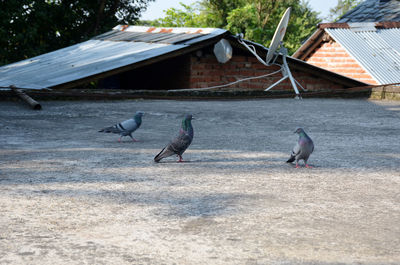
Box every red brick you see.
[191,63,206,70]
[310,53,326,58]
[345,73,370,79]
[251,63,267,69]
[231,56,247,62]
[327,58,348,63]
[307,57,328,63]
[247,57,259,63]
[226,70,241,76]
[313,63,330,68]
[189,77,202,83]
[324,52,348,57]
[239,70,254,76]
[218,64,231,70]
[332,63,360,68]
[213,70,226,76]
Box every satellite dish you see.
[266,7,291,64]
[264,7,306,98]
[236,7,306,98]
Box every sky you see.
[140,0,339,22]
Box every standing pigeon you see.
[287,128,314,168]
[154,114,194,163]
[99,111,144,142]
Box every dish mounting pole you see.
[265,42,304,99]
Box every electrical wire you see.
[167,69,282,92]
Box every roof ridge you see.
[112,25,227,35]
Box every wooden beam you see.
[298,32,328,61]
[10,85,42,110]
[375,21,400,29]
[318,23,350,29]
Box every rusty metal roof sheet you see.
[0,25,227,90]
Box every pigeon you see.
[287,128,314,168]
[154,114,194,163]
[99,111,144,142]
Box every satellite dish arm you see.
[236,34,271,67]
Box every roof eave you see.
[292,23,351,60]
[292,28,324,60]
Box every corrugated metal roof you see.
[93,30,203,44]
[0,25,227,90]
[326,27,400,84]
[337,0,400,23]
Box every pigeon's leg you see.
[118,137,122,142]
[295,161,300,168]
[305,164,313,168]
[129,134,139,142]
[178,155,184,162]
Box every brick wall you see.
[189,52,347,91]
[100,47,356,91]
[305,41,378,85]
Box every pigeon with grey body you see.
[287,128,314,168]
[99,111,144,142]
[154,114,194,163]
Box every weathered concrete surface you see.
[370,85,400,101]
[0,98,399,264]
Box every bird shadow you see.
[153,160,194,164]
[285,162,317,169]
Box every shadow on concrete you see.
[10,186,264,218]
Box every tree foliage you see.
[0,0,154,66]
[155,3,206,27]
[154,0,321,54]
[327,0,362,22]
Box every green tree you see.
[197,0,245,28]
[153,0,320,54]
[327,0,362,22]
[155,3,205,27]
[225,0,320,53]
[0,0,154,66]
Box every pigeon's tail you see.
[98,125,120,134]
[154,147,166,163]
[154,147,174,163]
[286,155,295,163]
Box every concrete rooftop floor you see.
[0,98,399,264]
